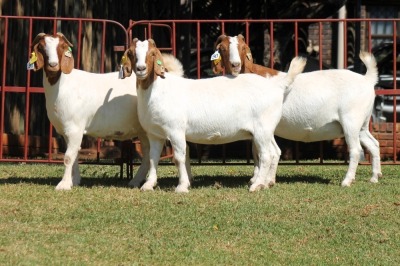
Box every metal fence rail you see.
[1,16,399,170]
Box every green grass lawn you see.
[0,162,399,265]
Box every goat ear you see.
[30,33,46,71]
[56,32,73,47]
[154,51,165,78]
[60,47,74,74]
[214,34,226,50]
[31,43,45,71]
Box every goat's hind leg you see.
[265,137,281,187]
[360,129,382,183]
[341,124,363,187]
[249,141,260,185]
[249,136,273,192]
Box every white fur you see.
[229,36,241,75]
[275,52,381,186]
[133,41,306,193]
[33,36,150,190]
[44,37,60,66]
[223,39,382,187]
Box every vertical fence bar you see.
[77,20,83,69]
[197,21,201,79]
[24,18,35,160]
[0,17,9,159]
[172,21,176,55]
[294,21,298,56]
[318,21,323,70]
[393,21,397,162]
[270,21,274,68]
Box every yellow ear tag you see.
[210,50,221,65]
[213,57,221,66]
[29,52,38,64]
[120,55,127,65]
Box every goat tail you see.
[359,51,378,85]
[281,56,307,93]
[162,53,184,77]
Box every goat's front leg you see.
[170,135,190,193]
[56,132,83,190]
[129,133,150,188]
[140,136,164,191]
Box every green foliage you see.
[0,163,399,265]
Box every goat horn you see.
[31,33,46,48]
[237,34,245,41]
[148,39,156,47]
[56,32,73,47]
[130,38,139,47]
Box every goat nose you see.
[49,62,58,68]
[137,65,146,71]
[232,62,240,67]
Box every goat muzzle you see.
[231,63,241,76]
[135,65,147,79]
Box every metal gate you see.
[1,16,399,168]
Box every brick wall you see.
[371,122,400,160]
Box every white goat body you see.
[28,33,150,190]
[122,38,306,192]
[44,70,141,141]
[215,34,381,187]
[276,65,377,142]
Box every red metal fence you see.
[1,16,399,168]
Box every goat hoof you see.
[249,183,265,192]
[175,185,190,193]
[140,183,155,191]
[341,179,354,187]
[369,177,379,184]
[55,181,73,191]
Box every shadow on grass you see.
[0,173,331,190]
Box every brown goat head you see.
[212,34,254,76]
[123,38,165,84]
[29,32,74,84]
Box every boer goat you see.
[27,32,150,190]
[121,38,306,193]
[213,34,382,187]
